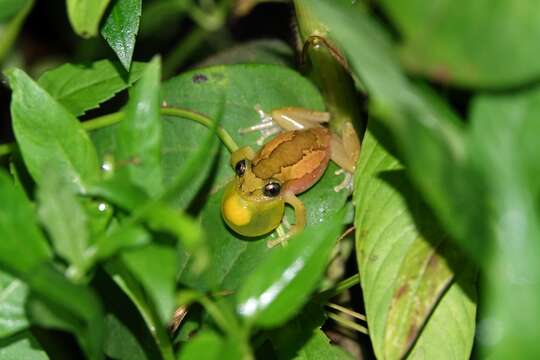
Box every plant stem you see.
[163,27,209,78]
[293,0,364,135]
[0,107,239,157]
[316,273,360,301]
[326,302,366,321]
[327,312,368,334]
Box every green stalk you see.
[293,0,363,135]
[0,107,239,157]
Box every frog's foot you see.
[267,217,291,248]
[334,168,353,193]
[239,105,281,146]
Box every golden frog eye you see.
[235,159,246,177]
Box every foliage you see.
[0,0,538,359]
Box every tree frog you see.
[221,106,359,247]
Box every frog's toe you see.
[334,169,353,193]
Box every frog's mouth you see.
[221,180,284,237]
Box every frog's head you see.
[221,158,285,237]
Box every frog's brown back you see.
[252,128,331,194]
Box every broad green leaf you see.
[38,59,146,116]
[269,303,354,360]
[101,0,141,70]
[7,68,100,192]
[0,271,28,338]
[67,0,111,38]
[308,0,487,263]
[0,331,48,359]
[354,131,476,360]
[104,314,147,360]
[121,243,177,324]
[115,57,162,197]
[37,169,89,270]
[197,39,294,68]
[379,0,540,88]
[468,89,540,359]
[25,263,104,360]
[236,210,344,328]
[0,169,51,275]
[0,0,30,22]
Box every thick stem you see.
[293,0,364,135]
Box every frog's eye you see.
[235,159,247,177]
[264,181,281,197]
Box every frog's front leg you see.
[240,106,330,145]
[267,191,306,248]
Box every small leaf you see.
[0,169,51,275]
[0,331,48,359]
[87,173,150,211]
[121,243,177,324]
[236,210,344,328]
[95,224,150,260]
[177,330,245,360]
[269,302,354,360]
[37,168,89,270]
[104,314,147,360]
[0,271,29,338]
[25,263,104,360]
[38,59,146,116]
[115,57,162,197]
[7,68,100,192]
[67,0,112,38]
[101,0,141,70]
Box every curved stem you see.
[0,107,239,157]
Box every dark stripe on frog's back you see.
[252,129,327,180]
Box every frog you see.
[221,106,360,247]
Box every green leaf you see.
[101,0,142,70]
[354,131,476,360]
[269,303,354,360]
[25,264,104,360]
[7,68,100,193]
[197,39,294,68]
[307,0,486,262]
[121,243,177,324]
[177,330,244,360]
[0,0,30,23]
[37,169,89,271]
[468,88,540,358]
[0,271,29,338]
[104,314,148,360]
[379,0,540,88]
[0,169,51,275]
[0,331,48,359]
[95,224,150,260]
[115,57,162,197]
[236,210,344,328]
[67,0,111,38]
[38,59,146,116]
[87,173,150,211]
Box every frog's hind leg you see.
[240,105,330,145]
[331,123,361,193]
[267,192,306,248]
